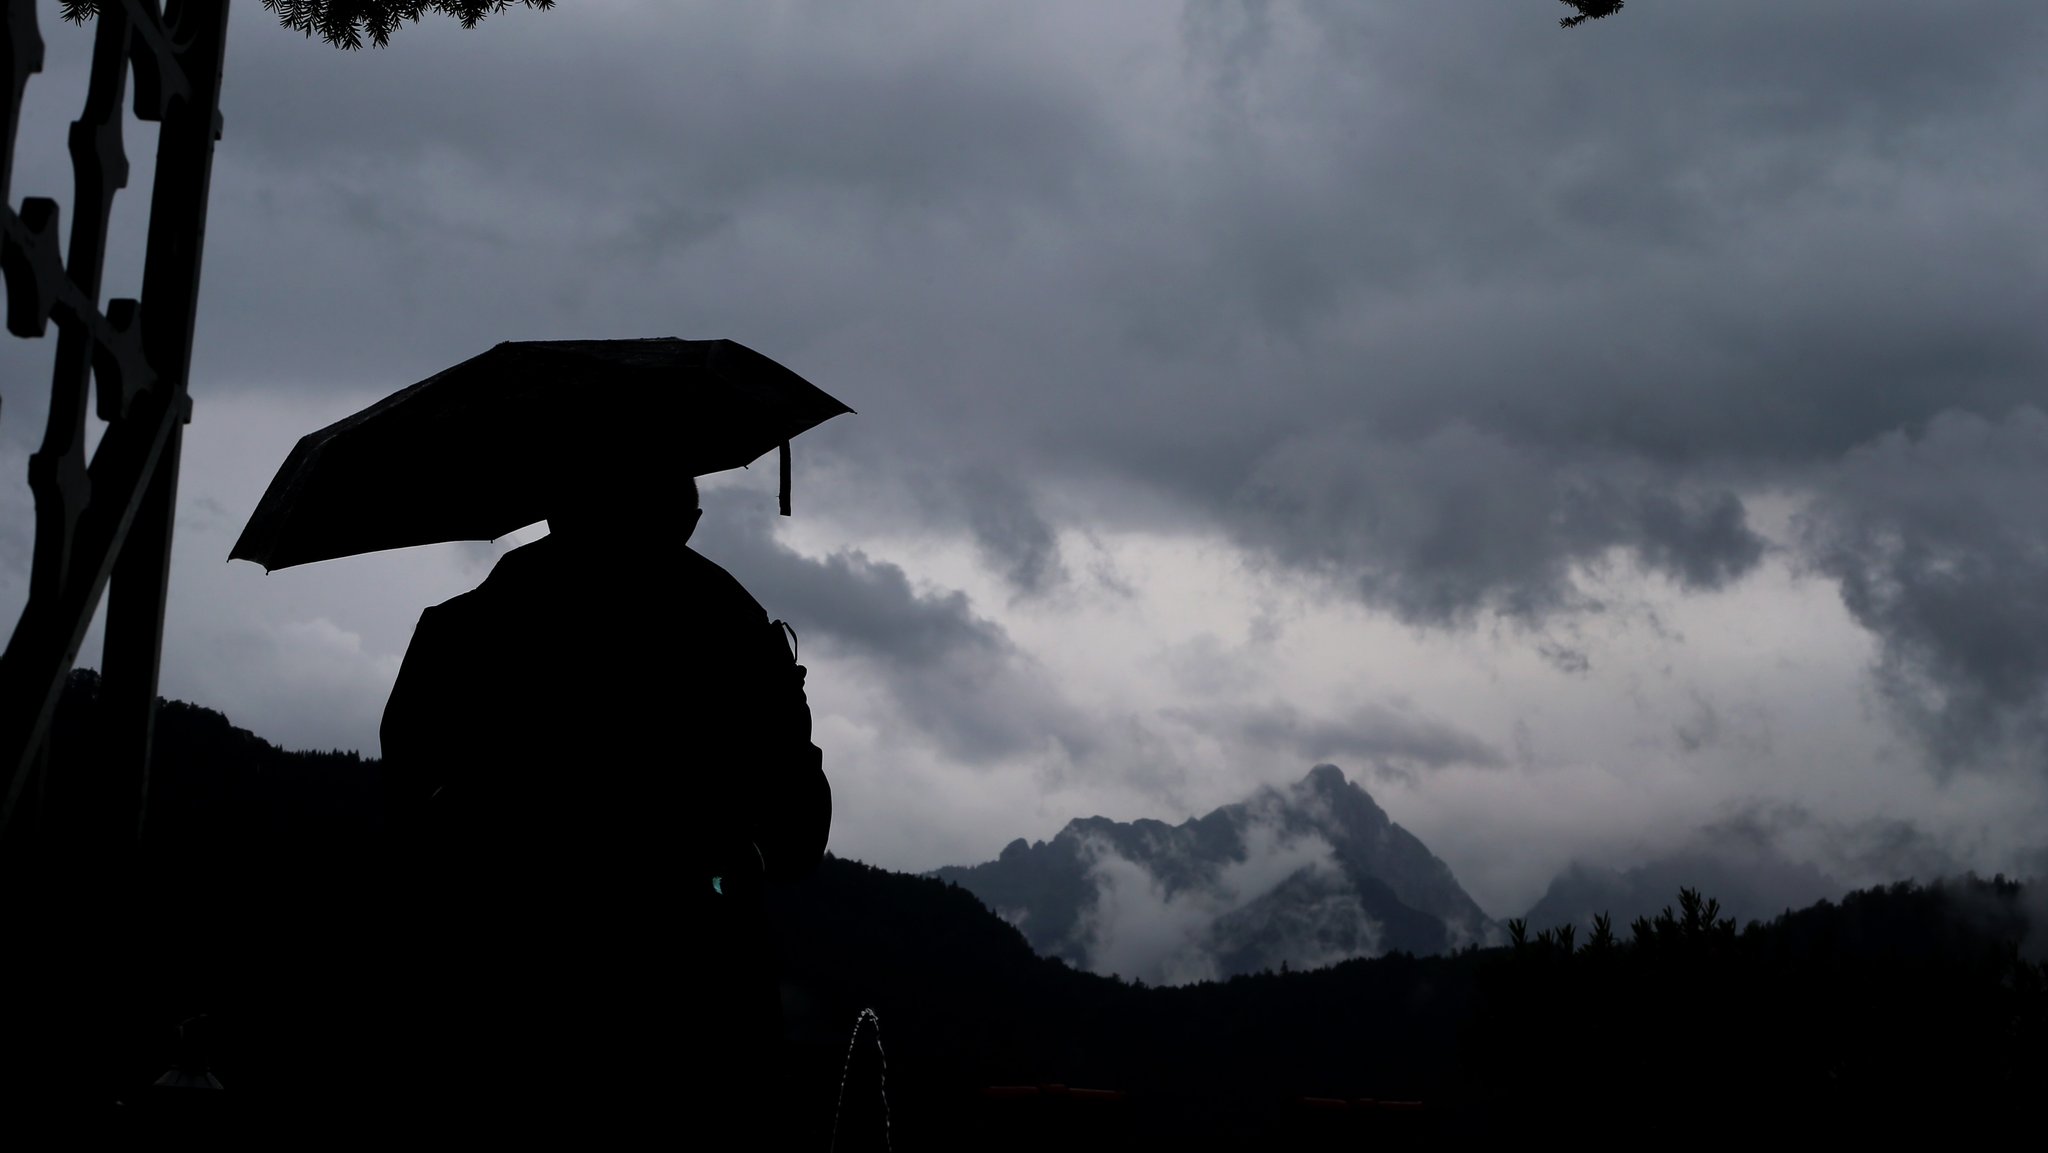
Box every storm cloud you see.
[4,1,2048,912]
[1233,423,1771,626]
[1173,699,1505,773]
[1799,408,2048,770]
[694,492,1093,767]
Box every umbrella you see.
[229,338,854,571]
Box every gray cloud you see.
[1536,640,1591,676]
[1173,699,1505,773]
[1830,817,1972,888]
[1232,423,1769,626]
[1798,408,2048,768]
[1701,800,1976,890]
[939,467,1067,597]
[1670,689,1774,761]
[119,0,2038,699]
[1637,490,1769,592]
[690,490,1091,767]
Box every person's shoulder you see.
[410,540,554,632]
[481,537,558,587]
[439,537,567,607]
[677,546,768,616]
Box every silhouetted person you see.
[379,461,828,1136]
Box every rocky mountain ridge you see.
[933,764,1499,983]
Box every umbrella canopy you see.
[229,338,855,571]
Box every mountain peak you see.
[933,764,1499,983]
[1305,763,1349,788]
[1281,762,1387,830]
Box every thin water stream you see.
[828,1007,891,1152]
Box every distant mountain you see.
[1524,850,1845,932]
[931,764,1499,983]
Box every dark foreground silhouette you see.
[17,674,2047,1146]
[377,476,829,1135]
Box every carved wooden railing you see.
[0,0,227,865]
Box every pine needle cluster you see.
[1558,0,1626,29]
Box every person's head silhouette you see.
[545,460,701,547]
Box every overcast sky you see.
[3,0,2046,918]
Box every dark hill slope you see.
[9,676,2043,1147]
[777,859,2048,1145]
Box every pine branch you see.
[1559,1,1626,29]
[61,1,557,50]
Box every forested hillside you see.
[28,674,2046,1145]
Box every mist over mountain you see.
[1518,798,1987,932]
[932,764,1499,984]
[1525,851,1846,933]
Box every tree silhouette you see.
[61,1,556,50]
[1558,0,1625,29]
